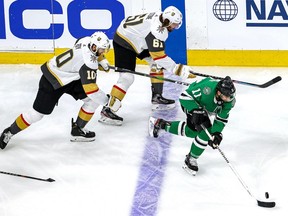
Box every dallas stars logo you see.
[203,87,211,95]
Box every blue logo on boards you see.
[213,0,238,21]
[212,0,288,27]
[246,0,288,27]
[0,0,125,39]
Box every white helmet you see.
[90,31,110,55]
[162,6,183,29]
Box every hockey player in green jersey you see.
[149,76,236,175]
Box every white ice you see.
[0,64,287,216]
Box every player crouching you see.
[149,76,236,175]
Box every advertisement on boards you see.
[0,0,162,51]
[207,0,288,50]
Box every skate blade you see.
[148,117,157,137]
[152,103,176,111]
[182,164,197,176]
[70,136,95,142]
[98,117,123,126]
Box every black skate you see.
[0,127,13,149]
[151,94,175,111]
[148,117,170,138]
[182,154,198,176]
[70,119,95,142]
[98,107,123,126]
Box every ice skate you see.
[151,94,175,111]
[182,154,198,176]
[148,117,170,138]
[98,107,123,126]
[0,127,13,149]
[70,119,95,142]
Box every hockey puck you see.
[265,192,269,199]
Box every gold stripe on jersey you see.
[116,31,139,53]
[150,51,166,60]
[150,72,164,84]
[15,114,30,130]
[111,85,126,101]
[82,83,99,94]
[174,64,183,76]
[78,108,94,122]
[46,63,64,87]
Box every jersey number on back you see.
[56,49,73,67]
[123,14,147,28]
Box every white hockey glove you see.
[98,58,110,72]
[173,64,196,79]
[107,95,122,112]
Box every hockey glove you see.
[173,64,196,79]
[187,108,212,132]
[98,54,110,72]
[208,132,223,149]
[107,95,121,112]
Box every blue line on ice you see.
[130,81,183,216]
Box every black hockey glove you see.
[208,132,223,149]
[187,108,212,132]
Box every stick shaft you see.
[201,126,275,207]
[190,70,281,88]
[0,171,54,182]
[110,66,190,86]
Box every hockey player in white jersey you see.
[0,31,121,149]
[99,6,196,126]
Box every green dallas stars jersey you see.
[179,77,236,134]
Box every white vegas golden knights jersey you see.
[41,36,108,106]
[115,11,177,72]
[46,36,99,88]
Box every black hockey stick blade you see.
[257,200,276,208]
[256,76,281,88]
[190,70,282,88]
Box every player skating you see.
[149,76,236,175]
[99,6,196,126]
[0,31,120,149]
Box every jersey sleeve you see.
[179,81,203,112]
[79,64,108,105]
[145,32,176,72]
[211,99,236,134]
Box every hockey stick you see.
[0,171,55,182]
[190,70,281,88]
[201,126,276,208]
[109,66,190,86]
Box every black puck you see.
[265,192,269,199]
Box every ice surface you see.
[0,64,287,216]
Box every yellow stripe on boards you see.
[1,49,288,66]
[187,50,288,67]
[0,48,114,64]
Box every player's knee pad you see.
[81,97,99,113]
[117,72,135,90]
[22,108,44,124]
